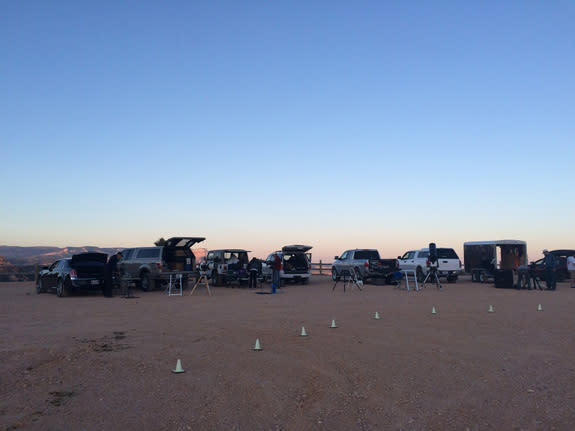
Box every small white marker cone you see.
[537,304,543,311]
[330,319,337,328]
[488,305,494,313]
[300,326,308,337]
[374,312,380,320]
[172,359,185,374]
[253,338,262,351]
[431,306,437,314]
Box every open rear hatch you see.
[281,245,312,253]
[164,237,207,270]
[281,245,312,274]
[71,252,108,277]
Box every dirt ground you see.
[1,276,575,431]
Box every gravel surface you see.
[1,276,575,431]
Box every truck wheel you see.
[479,272,485,283]
[416,267,425,282]
[447,275,457,283]
[471,271,478,282]
[56,279,69,297]
[331,268,338,281]
[140,272,151,291]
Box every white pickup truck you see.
[398,247,461,283]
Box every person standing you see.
[542,249,557,290]
[271,253,282,294]
[104,252,123,297]
[567,252,575,289]
[247,257,261,289]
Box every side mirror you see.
[397,256,401,259]
[334,256,339,260]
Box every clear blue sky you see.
[1,1,574,262]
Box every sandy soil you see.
[1,276,575,431]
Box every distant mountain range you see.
[0,245,120,266]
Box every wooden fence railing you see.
[311,261,333,275]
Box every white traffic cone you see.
[172,359,185,374]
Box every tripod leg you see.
[422,271,431,287]
[434,272,442,289]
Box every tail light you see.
[426,259,431,267]
[280,263,284,270]
[459,260,462,268]
[364,261,369,268]
[156,263,162,271]
[70,269,77,280]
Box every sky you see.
[1,0,574,263]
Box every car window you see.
[340,251,348,260]
[401,251,414,259]
[136,248,161,259]
[49,261,59,271]
[355,250,379,260]
[122,249,134,260]
[418,251,429,258]
[438,248,459,259]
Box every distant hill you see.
[0,245,209,266]
[0,245,119,265]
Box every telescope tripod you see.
[422,266,442,289]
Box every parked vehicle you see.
[463,240,527,283]
[261,245,312,285]
[331,249,398,284]
[202,249,250,286]
[36,252,108,297]
[119,237,205,291]
[398,247,461,283]
[530,249,575,282]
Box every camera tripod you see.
[422,265,442,289]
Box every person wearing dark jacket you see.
[104,252,122,297]
[542,249,557,290]
[247,257,262,289]
[271,253,282,294]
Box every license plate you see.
[91,280,100,285]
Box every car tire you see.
[471,271,478,282]
[331,268,338,281]
[56,279,69,297]
[447,275,457,283]
[301,278,309,285]
[416,267,425,282]
[140,272,151,291]
[479,272,485,283]
[36,279,44,294]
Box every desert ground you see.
[1,276,575,431]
